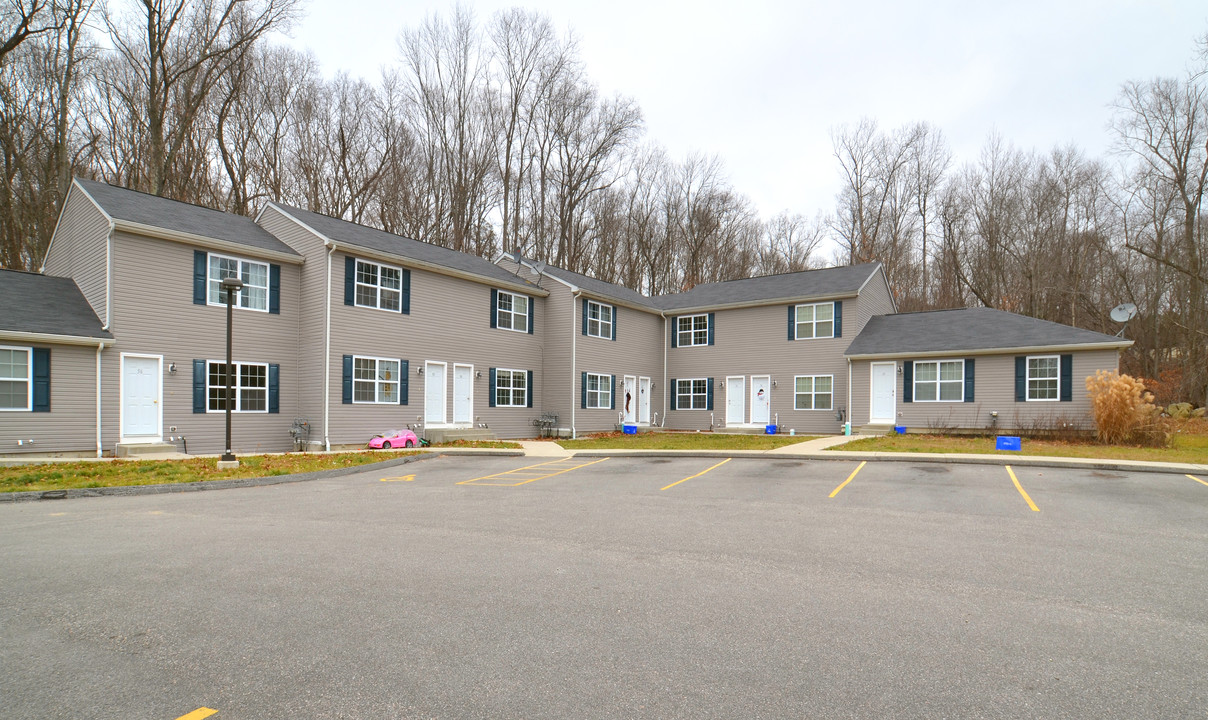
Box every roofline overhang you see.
[112,219,305,265]
[515,259,658,312]
[659,292,862,314]
[845,340,1133,360]
[329,240,548,297]
[0,330,115,347]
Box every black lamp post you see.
[220,276,244,464]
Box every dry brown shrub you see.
[1085,371,1167,447]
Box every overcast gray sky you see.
[281,0,1207,221]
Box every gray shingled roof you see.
[532,264,656,308]
[273,204,541,290]
[652,263,882,310]
[76,178,299,257]
[0,269,112,340]
[845,307,1129,357]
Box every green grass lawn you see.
[832,432,1208,464]
[557,432,818,451]
[0,451,421,494]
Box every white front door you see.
[751,375,771,425]
[870,362,896,424]
[638,377,651,425]
[622,375,637,424]
[121,355,161,439]
[425,361,447,425]
[453,364,473,425]
[725,376,745,425]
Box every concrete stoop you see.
[115,442,180,458]
[858,425,896,436]
[424,427,498,444]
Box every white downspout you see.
[571,290,579,439]
[847,357,853,433]
[96,343,104,457]
[662,313,669,427]
[323,244,335,451]
[103,223,114,330]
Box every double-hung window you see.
[495,368,528,407]
[496,291,529,332]
[794,302,834,339]
[353,356,400,403]
[0,346,31,411]
[207,361,268,412]
[1026,355,1059,401]
[913,360,964,402]
[355,259,402,311]
[675,378,709,410]
[794,375,833,410]
[586,301,613,339]
[676,314,709,347]
[208,253,268,311]
[585,373,612,409]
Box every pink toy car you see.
[368,429,419,449]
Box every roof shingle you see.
[652,263,882,310]
[0,269,112,339]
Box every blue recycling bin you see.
[996,435,1022,451]
[622,424,637,435]
[894,425,906,435]
[765,424,777,435]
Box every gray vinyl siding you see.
[849,349,1120,430]
[573,296,665,434]
[0,343,98,454]
[537,275,574,434]
[326,251,544,442]
[852,273,895,338]
[666,303,848,434]
[103,231,301,454]
[43,186,111,323]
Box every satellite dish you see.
[1110,303,1138,323]
[532,261,546,275]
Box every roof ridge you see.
[658,262,881,293]
[77,177,258,222]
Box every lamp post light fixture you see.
[219,276,244,467]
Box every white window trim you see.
[207,359,269,413]
[585,372,612,409]
[794,301,835,340]
[793,374,834,411]
[675,377,709,410]
[354,258,404,313]
[1026,354,1061,402]
[0,345,32,411]
[913,359,965,403]
[207,251,269,313]
[676,314,709,347]
[352,355,401,404]
[495,367,528,407]
[586,300,613,339]
[496,290,530,333]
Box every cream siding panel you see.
[852,273,896,337]
[326,252,545,441]
[0,344,98,454]
[536,274,574,433]
[43,188,111,323]
[104,231,301,454]
[573,297,665,433]
[850,349,1121,430]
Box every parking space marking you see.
[380,474,416,482]
[175,709,217,720]
[458,457,609,486]
[660,458,731,491]
[1005,465,1040,512]
[828,461,866,498]
[1187,474,1208,487]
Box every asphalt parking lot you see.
[2,455,1206,719]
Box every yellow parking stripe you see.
[1006,465,1039,512]
[828,461,866,498]
[660,458,731,491]
[458,457,609,486]
[1187,474,1208,487]
[175,709,217,720]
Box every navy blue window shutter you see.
[194,251,207,305]
[669,379,677,411]
[670,317,678,348]
[344,257,355,306]
[581,298,588,336]
[902,361,914,403]
[1060,354,1073,402]
[527,298,534,335]
[611,306,617,341]
[31,348,50,412]
[581,372,587,409]
[490,289,498,328]
[268,364,280,413]
[527,370,534,407]
[707,313,715,345]
[269,264,281,314]
[488,368,497,407]
[398,360,409,404]
[788,305,796,341]
[1015,357,1027,402]
[610,375,616,410]
[401,269,411,314]
[964,358,975,402]
[193,359,206,413]
[834,301,843,338]
[342,355,353,404]
[706,378,714,411]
